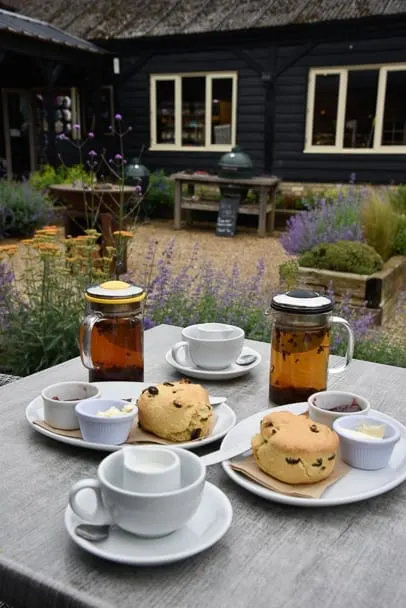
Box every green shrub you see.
[30,164,91,192]
[0,181,52,238]
[362,188,400,261]
[144,170,174,216]
[299,240,384,275]
[394,215,406,255]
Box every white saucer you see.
[26,382,236,452]
[221,403,406,507]
[165,346,261,380]
[65,482,232,565]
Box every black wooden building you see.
[6,0,406,184]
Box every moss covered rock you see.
[299,241,384,275]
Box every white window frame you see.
[150,72,238,152]
[305,63,406,154]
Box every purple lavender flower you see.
[88,132,95,139]
[72,124,80,130]
[88,150,97,157]
[280,188,363,255]
[114,153,123,160]
[115,114,122,121]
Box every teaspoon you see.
[75,523,110,542]
[235,353,257,366]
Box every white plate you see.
[221,403,406,507]
[26,381,236,452]
[165,346,261,380]
[64,481,232,565]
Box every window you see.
[305,64,406,153]
[150,72,237,151]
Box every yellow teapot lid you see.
[85,280,145,305]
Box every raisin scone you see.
[252,411,339,484]
[137,381,213,442]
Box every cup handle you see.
[68,478,112,525]
[171,341,192,366]
[328,315,354,375]
[80,313,102,370]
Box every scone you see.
[252,411,339,484]
[137,381,213,442]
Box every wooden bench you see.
[170,172,280,237]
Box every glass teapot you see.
[79,280,145,382]
[269,289,354,405]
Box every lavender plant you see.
[280,188,363,255]
[0,181,52,238]
[140,238,271,340]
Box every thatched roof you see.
[5,0,406,40]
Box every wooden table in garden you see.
[49,184,137,246]
[171,172,280,237]
[1,324,406,608]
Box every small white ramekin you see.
[333,415,400,470]
[308,391,370,428]
[42,381,101,430]
[75,399,136,445]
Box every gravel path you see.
[126,220,291,294]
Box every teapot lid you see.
[271,289,333,314]
[85,280,145,305]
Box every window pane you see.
[344,70,378,148]
[382,71,406,146]
[312,74,339,146]
[182,76,205,147]
[156,81,175,144]
[212,78,233,144]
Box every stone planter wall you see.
[297,256,406,325]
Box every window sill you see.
[149,144,234,153]
[304,147,406,154]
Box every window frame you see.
[305,63,406,154]
[149,71,238,152]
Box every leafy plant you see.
[299,241,383,275]
[394,215,406,255]
[144,170,175,216]
[280,189,363,255]
[362,188,400,261]
[0,181,52,238]
[0,227,113,376]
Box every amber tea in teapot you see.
[269,290,354,405]
[79,281,145,382]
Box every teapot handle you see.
[328,315,354,375]
[80,312,102,370]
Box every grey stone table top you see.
[1,324,406,608]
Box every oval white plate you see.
[221,403,406,507]
[65,481,233,565]
[26,381,236,452]
[165,345,261,381]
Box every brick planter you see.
[297,256,406,325]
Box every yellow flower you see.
[84,229,101,237]
[113,230,133,239]
[0,244,17,255]
[21,239,35,245]
[33,243,60,253]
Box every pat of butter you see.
[97,406,128,418]
[343,424,385,441]
[357,423,385,438]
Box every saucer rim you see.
[166,345,261,378]
[64,481,233,565]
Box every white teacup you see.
[171,323,245,370]
[68,446,205,537]
[122,445,181,493]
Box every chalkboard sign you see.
[216,196,239,237]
